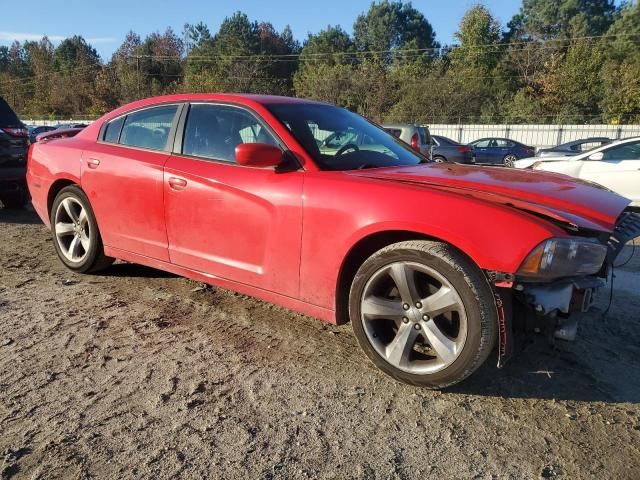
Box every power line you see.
[129,32,640,61]
[0,63,110,87]
[1,33,638,93]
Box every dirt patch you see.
[1,207,639,479]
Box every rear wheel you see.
[503,154,517,167]
[349,240,497,388]
[50,185,113,273]
[433,155,446,163]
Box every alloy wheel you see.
[504,154,517,167]
[54,197,91,263]
[360,261,468,374]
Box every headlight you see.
[518,238,607,280]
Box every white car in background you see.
[514,137,640,206]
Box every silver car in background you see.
[536,137,612,157]
[383,123,432,159]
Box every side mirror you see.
[588,152,604,161]
[235,143,283,168]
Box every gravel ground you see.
[1,206,639,479]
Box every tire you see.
[1,188,29,209]
[503,154,517,167]
[433,155,446,163]
[50,185,114,273]
[349,240,497,389]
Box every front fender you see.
[299,172,567,312]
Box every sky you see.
[1,0,628,59]
[0,0,527,59]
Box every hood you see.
[350,163,629,232]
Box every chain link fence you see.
[428,124,640,149]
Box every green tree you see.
[48,36,101,115]
[0,42,30,114]
[183,22,212,54]
[184,12,297,95]
[607,1,640,59]
[293,26,356,104]
[450,5,502,71]
[137,28,184,96]
[353,0,437,61]
[541,40,606,122]
[601,2,640,122]
[54,36,100,74]
[507,0,617,40]
[23,38,55,116]
[111,31,143,103]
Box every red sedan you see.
[27,94,640,388]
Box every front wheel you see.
[50,185,113,273]
[349,240,497,388]
[433,155,446,163]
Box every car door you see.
[579,140,640,205]
[493,139,512,162]
[163,103,304,297]
[470,139,491,163]
[81,104,182,261]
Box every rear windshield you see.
[419,127,432,145]
[0,96,22,127]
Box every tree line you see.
[0,0,638,124]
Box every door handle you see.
[87,158,101,169]
[168,177,187,190]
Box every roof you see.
[95,93,332,125]
[132,93,327,107]
[382,123,421,128]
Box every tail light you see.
[457,145,471,154]
[410,133,420,152]
[0,127,28,138]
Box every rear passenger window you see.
[103,116,125,144]
[119,105,178,151]
[182,104,277,163]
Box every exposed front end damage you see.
[489,209,640,367]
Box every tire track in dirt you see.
[2,208,640,479]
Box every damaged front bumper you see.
[492,208,640,367]
[492,276,605,367]
[516,276,605,340]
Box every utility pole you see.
[136,56,141,98]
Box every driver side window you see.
[182,104,277,163]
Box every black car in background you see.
[0,96,29,208]
[431,135,475,164]
[536,137,612,157]
[28,125,57,144]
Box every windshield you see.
[266,103,427,171]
